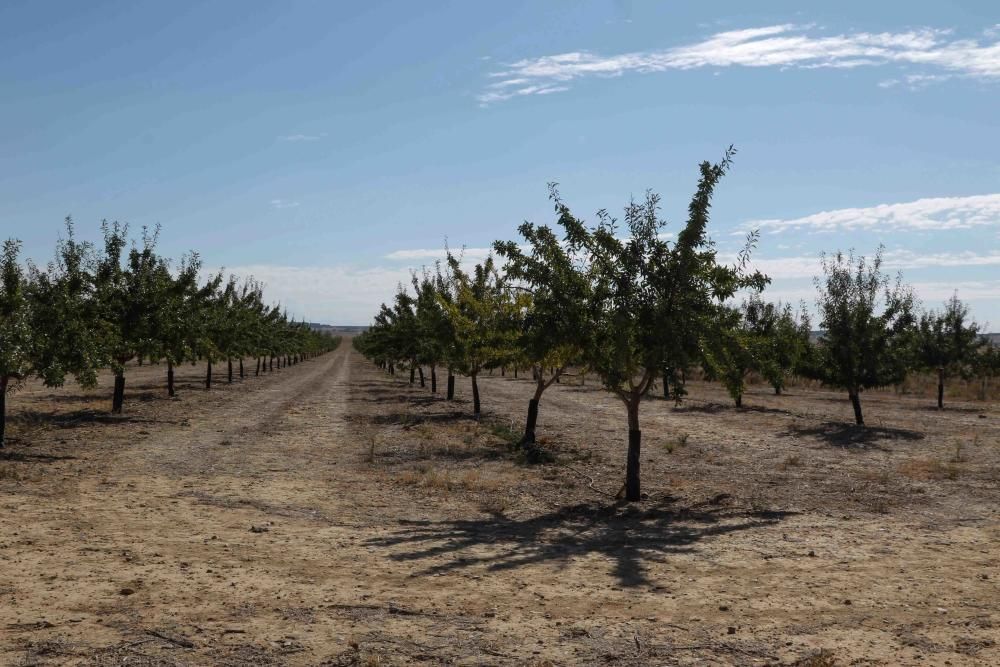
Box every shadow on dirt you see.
[368,501,793,588]
[787,421,924,449]
[8,409,179,429]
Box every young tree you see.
[813,247,916,425]
[92,222,169,413]
[916,294,984,408]
[555,148,767,501]
[494,218,591,448]
[0,240,34,447]
[440,252,518,419]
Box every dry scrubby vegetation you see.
[355,148,1000,501]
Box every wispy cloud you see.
[384,247,495,261]
[479,24,1000,103]
[270,199,300,209]
[741,249,1000,280]
[744,193,1000,234]
[278,133,326,142]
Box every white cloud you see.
[209,264,414,325]
[745,193,1000,234]
[384,247,495,261]
[278,133,326,142]
[270,199,300,210]
[739,249,1000,281]
[479,24,1000,103]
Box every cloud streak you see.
[745,193,1000,234]
[479,24,1000,103]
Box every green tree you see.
[494,217,591,448]
[555,148,766,501]
[813,247,916,426]
[92,222,170,413]
[916,294,984,408]
[441,252,519,419]
[0,240,34,447]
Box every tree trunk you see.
[937,367,945,409]
[774,385,781,395]
[849,389,864,425]
[447,372,455,400]
[0,376,7,448]
[501,366,505,377]
[112,371,126,414]
[167,361,175,397]
[206,361,213,390]
[522,398,539,444]
[269,356,274,372]
[625,398,641,502]
[254,357,259,376]
[228,359,233,384]
[418,366,425,387]
[734,393,742,408]
[409,366,415,384]
[514,367,517,379]
[239,358,244,379]
[471,373,481,419]
[431,366,437,393]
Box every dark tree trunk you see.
[447,372,455,400]
[471,373,481,419]
[514,367,518,379]
[625,398,641,502]
[663,366,670,399]
[228,359,233,384]
[167,361,175,397]
[256,357,261,376]
[937,367,945,409]
[501,366,505,377]
[206,361,213,390]
[137,356,143,367]
[735,393,742,408]
[849,389,864,425]
[418,366,425,387]
[0,376,7,448]
[431,366,437,393]
[522,398,539,444]
[409,366,415,384]
[112,371,126,414]
[239,358,244,379]
[774,385,781,395]
[269,356,274,372]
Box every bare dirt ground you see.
[1,341,998,666]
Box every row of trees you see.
[0,220,339,447]
[355,149,1000,502]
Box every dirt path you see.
[1,344,999,665]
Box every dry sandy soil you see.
[1,340,998,666]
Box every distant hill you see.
[307,323,368,335]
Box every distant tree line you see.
[355,148,1000,502]
[0,219,340,447]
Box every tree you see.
[0,240,34,447]
[27,219,102,393]
[916,294,984,408]
[555,148,767,501]
[813,247,915,426]
[92,222,169,413]
[440,252,519,419]
[494,217,591,448]
[411,267,452,393]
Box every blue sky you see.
[1,1,998,325]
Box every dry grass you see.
[898,458,962,481]
[396,464,507,493]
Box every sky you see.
[1,0,998,326]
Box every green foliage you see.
[0,239,34,389]
[916,294,983,380]
[812,247,916,425]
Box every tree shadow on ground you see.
[787,421,924,449]
[8,409,179,429]
[368,501,793,588]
